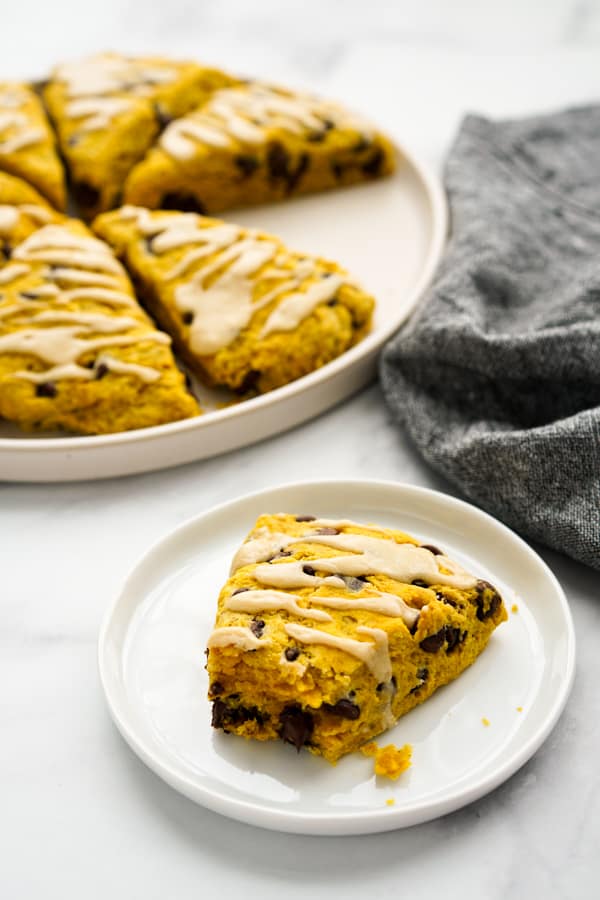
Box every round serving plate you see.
[98,480,575,836]
[0,145,447,481]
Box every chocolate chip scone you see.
[0,214,199,433]
[123,82,396,214]
[93,206,375,393]
[0,82,66,209]
[206,514,507,763]
[43,53,236,220]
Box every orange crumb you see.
[361,741,412,780]
[511,603,519,613]
[516,706,523,713]
[482,717,490,727]
[386,798,395,807]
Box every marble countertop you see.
[2,1,599,897]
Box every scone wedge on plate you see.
[43,53,237,219]
[0,82,66,209]
[93,205,375,393]
[0,211,199,434]
[123,81,397,214]
[206,514,507,763]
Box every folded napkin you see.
[380,106,600,570]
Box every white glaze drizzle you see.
[54,55,180,131]
[0,263,28,285]
[207,626,269,651]
[0,102,44,156]
[311,592,420,628]
[161,82,374,159]
[118,206,346,354]
[283,623,391,682]
[225,589,333,623]
[0,206,19,233]
[0,224,168,384]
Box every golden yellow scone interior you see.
[93,205,375,394]
[206,514,507,763]
[124,81,397,214]
[0,82,66,209]
[0,212,199,434]
[43,53,236,219]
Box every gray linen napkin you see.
[380,106,600,570]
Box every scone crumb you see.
[361,741,412,780]
[386,798,395,807]
[482,717,491,727]
[511,603,519,614]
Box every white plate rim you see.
[98,479,576,835]
[0,141,447,462]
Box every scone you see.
[0,172,64,257]
[0,82,66,209]
[93,205,375,393]
[206,514,507,763]
[123,82,397,214]
[43,53,236,219]
[0,216,199,433]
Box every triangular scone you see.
[0,172,65,257]
[0,217,199,434]
[43,53,237,220]
[0,82,66,209]
[123,82,397,214]
[206,514,507,763]
[93,205,375,394]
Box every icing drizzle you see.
[0,223,166,383]
[161,82,373,159]
[118,206,346,354]
[0,87,44,155]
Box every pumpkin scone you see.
[0,82,66,209]
[0,217,199,434]
[123,81,397,214]
[93,205,375,393]
[43,53,237,220]
[206,514,507,763]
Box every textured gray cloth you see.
[380,106,600,570]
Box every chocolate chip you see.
[412,580,429,588]
[295,515,316,522]
[235,153,259,178]
[73,181,100,211]
[307,130,326,143]
[302,565,316,576]
[250,618,265,637]
[331,161,345,180]
[211,698,227,729]
[421,544,443,556]
[35,382,57,398]
[279,704,314,751]
[161,193,206,214]
[436,591,457,607]
[474,580,502,621]
[95,363,109,380]
[286,152,310,193]
[212,700,266,730]
[0,244,10,260]
[419,628,446,653]
[182,311,194,325]
[353,136,370,153]
[267,550,292,561]
[231,587,249,595]
[314,526,339,535]
[67,135,81,147]
[266,141,290,181]
[19,291,42,300]
[410,667,429,694]
[236,369,261,395]
[322,118,335,131]
[340,575,367,592]
[322,699,360,720]
[284,646,300,662]
[362,147,385,176]
[445,627,464,653]
[209,681,224,696]
[153,102,172,129]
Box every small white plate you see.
[99,480,575,835]
[0,146,446,481]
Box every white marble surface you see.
[1,1,600,896]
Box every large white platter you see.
[0,147,446,481]
[98,480,575,836]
